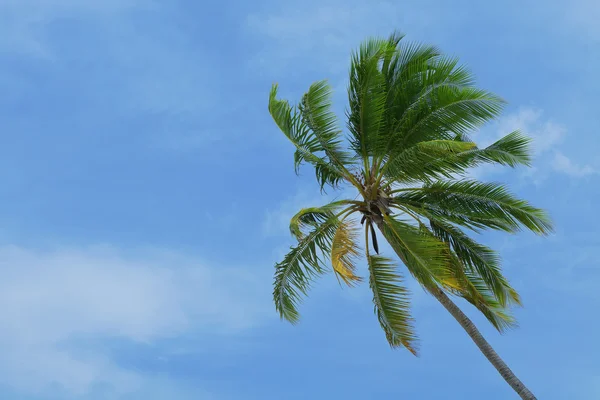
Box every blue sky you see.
[0,0,598,398]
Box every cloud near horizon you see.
[0,245,271,396]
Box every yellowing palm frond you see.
[331,220,363,286]
[289,201,359,240]
[379,215,452,289]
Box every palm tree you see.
[267,32,551,400]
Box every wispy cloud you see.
[470,106,598,182]
[0,244,270,396]
[552,151,597,177]
[495,107,566,155]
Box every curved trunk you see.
[372,219,536,399]
[429,288,536,399]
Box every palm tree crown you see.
[268,31,552,356]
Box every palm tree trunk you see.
[429,287,537,399]
[372,219,536,398]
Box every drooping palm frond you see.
[299,80,355,171]
[377,215,452,289]
[395,197,519,234]
[274,213,341,323]
[429,219,520,307]
[377,211,518,333]
[269,84,348,190]
[449,262,518,332]
[289,200,355,240]
[393,180,553,235]
[331,219,363,286]
[367,253,417,354]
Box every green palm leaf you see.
[429,219,520,307]
[463,130,532,167]
[382,131,532,185]
[347,37,393,162]
[367,254,417,354]
[382,139,477,183]
[398,87,506,148]
[380,41,443,157]
[269,84,347,190]
[393,180,553,234]
[274,214,340,323]
[378,215,452,288]
[289,201,353,240]
[394,196,519,233]
[299,80,355,170]
[450,264,517,332]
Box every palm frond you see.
[381,42,444,156]
[421,56,475,89]
[464,130,532,167]
[331,219,363,286]
[449,262,518,332]
[394,193,519,233]
[398,86,506,149]
[299,80,355,170]
[274,214,340,323]
[269,84,347,190]
[381,30,406,77]
[367,254,418,354]
[382,130,533,185]
[382,139,477,183]
[378,215,452,288]
[387,40,441,87]
[347,37,393,162]
[289,201,353,240]
[429,219,520,307]
[393,180,553,234]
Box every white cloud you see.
[473,107,565,154]
[469,106,599,182]
[495,107,566,155]
[0,245,270,396]
[552,151,597,177]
